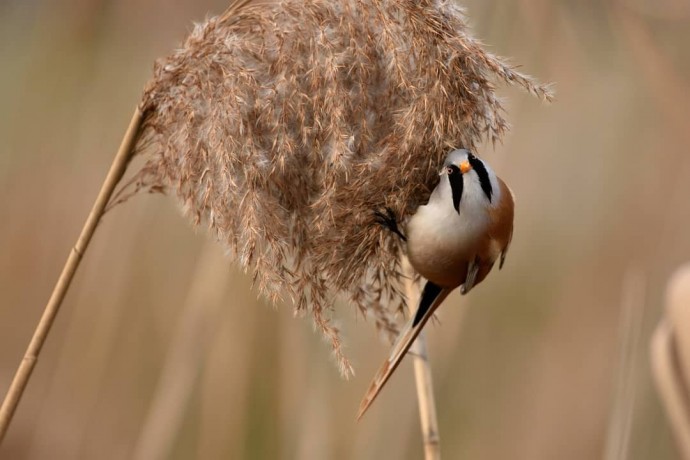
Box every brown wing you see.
[492,178,515,269]
[471,179,515,288]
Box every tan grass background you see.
[1,0,689,458]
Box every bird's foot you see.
[373,207,407,242]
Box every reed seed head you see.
[133,0,552,376]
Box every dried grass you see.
[130,0,551,375]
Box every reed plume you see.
[131,0,552,375]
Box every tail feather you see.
[357,282,451,420]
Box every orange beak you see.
[459,160,472,174]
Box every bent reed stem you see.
[404,259,441,460]
[0,106,144,444]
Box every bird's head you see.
[439,149,498,213]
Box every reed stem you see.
[404,259,441,460]
[0,106,144,444]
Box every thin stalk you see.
[404,259,441,460]
[0,106,144,444]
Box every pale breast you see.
[406,202,488,288]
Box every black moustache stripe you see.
[447,164,463,213]
[469,156,493,202]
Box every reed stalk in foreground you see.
[0,107,144,443]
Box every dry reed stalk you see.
[404,258,441,460]
[651,264,690,458]
[0,106,144,444]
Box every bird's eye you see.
[446,166,454,175]
[467,152,475,161]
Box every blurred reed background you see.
[1,0,689,458]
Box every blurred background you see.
[1,0,689,458]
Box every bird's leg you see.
[373,207,407,242]
[461,257,480,295]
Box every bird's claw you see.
[373,207,407,242]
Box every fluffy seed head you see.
[132,0,552,376]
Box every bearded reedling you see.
[359,149,515,419]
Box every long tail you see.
[357,282,452,420]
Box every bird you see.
[358,148,514,420]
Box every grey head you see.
[439,149,499,213]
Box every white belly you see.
[406,199,488,287]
